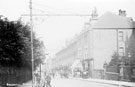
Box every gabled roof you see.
[91,11,135,29]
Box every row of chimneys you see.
[119,9,126,16]
[91,9,127,18]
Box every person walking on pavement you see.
[43,72,47,87]
[35,73,41,87]
[45,73,51,87]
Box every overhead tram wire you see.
[22,7,92,17]
[32,2,59,11]
[22,13,92,17]
[32,2,80,15]
[32,7,55,15]
[23,2,92,17]
[32,3,57,15]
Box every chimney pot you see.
[119,9,126,16]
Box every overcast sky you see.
[0,0,135,56]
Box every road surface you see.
[51,78,118,87]
[19,78,134,87]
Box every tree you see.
[109,52,120,66]
[128,30,135,65]
[0,16,45,68]
[108,31,135,81]
[0,16,45,84]
[128,30,135,82]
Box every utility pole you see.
[29,0,34,87]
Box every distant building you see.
[52,9,135,79]
[91,10,133,69]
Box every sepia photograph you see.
[0,0,135,87]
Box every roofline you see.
[91,28,135,30]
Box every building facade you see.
[52,9,135,79]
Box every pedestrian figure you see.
[35,73,41,87]
[45,73,51,87]
[52,73,55,78]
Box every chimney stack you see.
[91,7,98,19]
[119,9,126,16]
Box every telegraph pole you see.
[29,0,34,87]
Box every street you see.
[51,78,118,87]
[19,77,135,87]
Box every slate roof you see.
[91,11,135,29]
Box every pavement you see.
[19,81,33,87]
[19,78,116,87]
[51,78,117,87]
[18,77,135,87]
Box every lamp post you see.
[29,0,34,87]
[128,52,131,81]
[119,59,125,81]
[103,62,107,79]
[128,52,131,65]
